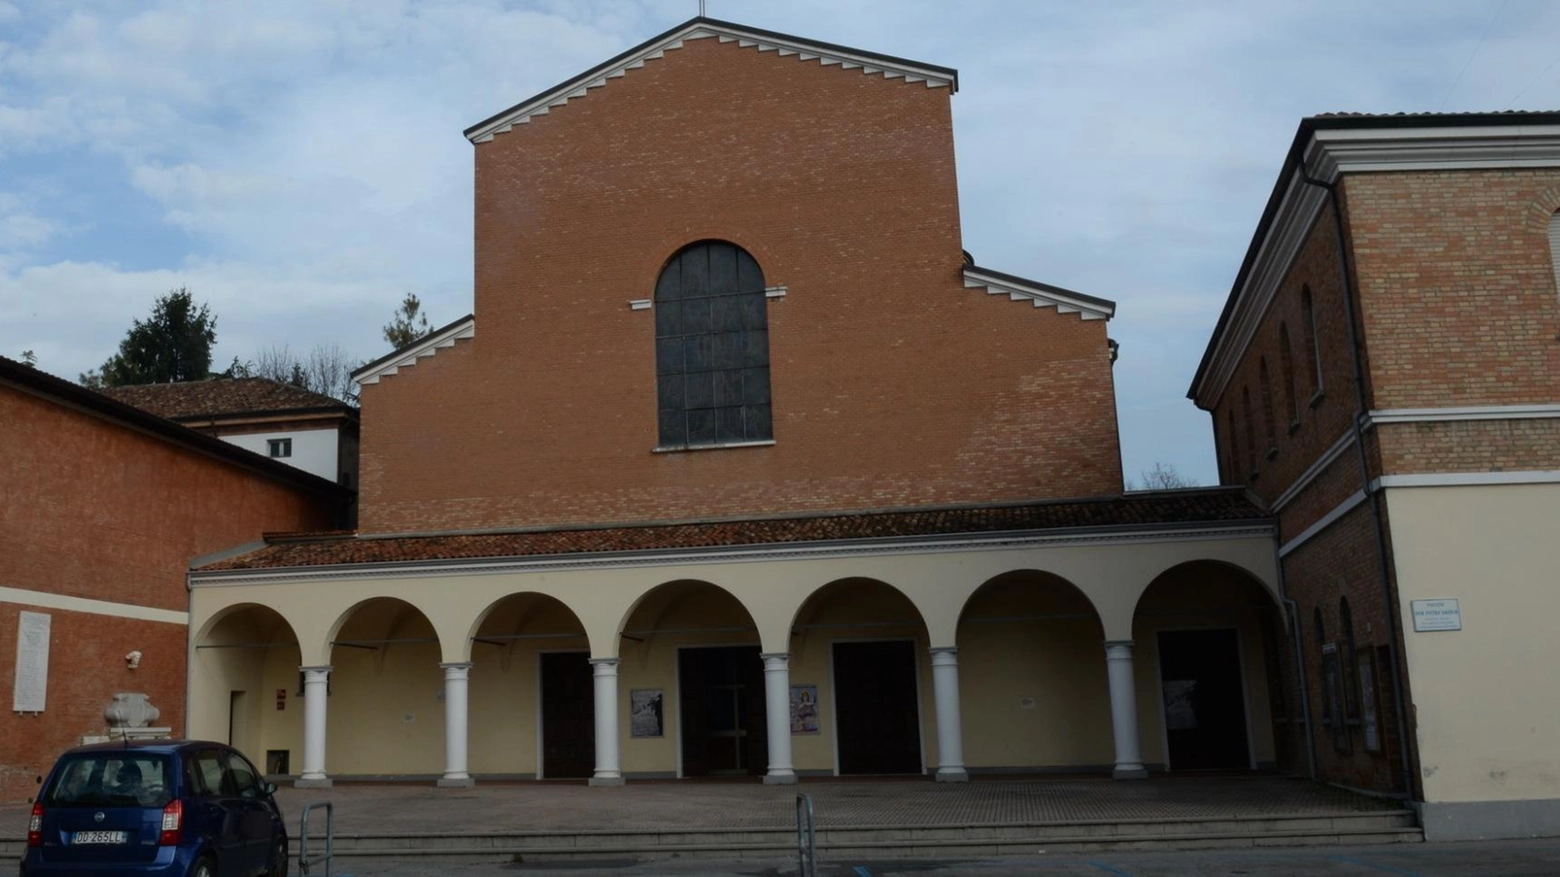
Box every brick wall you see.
[0,381,339,801]
[359,36,1122,534]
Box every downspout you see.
[1296,162,1415,798]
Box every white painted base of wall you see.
[1416,799,1560,841]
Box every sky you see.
[2,1,1558,486]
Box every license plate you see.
[72,830,127,845]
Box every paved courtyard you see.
[254,775,1400,836]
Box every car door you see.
[188,748,246,874]
[222,749,273,874]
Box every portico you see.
[186,493,1282,787]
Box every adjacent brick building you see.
[0,357,350,801]
[1193,111,1560,839]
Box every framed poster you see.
[789,684,820,734]
[630,689,663,738]
[1357,649,1382,753]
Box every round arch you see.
[322,596,442,664]
[1131,558,1284,622]
[195,601,302,650]
[954,569,1106,631]
[188,603,304,763]
[608,578,764,659]
[462,591,591,664]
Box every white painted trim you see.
[1278,490,1367,558]
[1271,428,1356,512]
[354,317,476,386]
[188,523,1278,587]
[826,637,927,777]
[466,23,955,144]
[1195,122,1560,409]
[1373,470,1560,489]
[0,586,188,625]
[1367,404,1560,425]
[961,268,1114,321]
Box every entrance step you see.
[268,810,1422,861]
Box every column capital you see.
[589,657,621,671]
[760,651,790,661]
[439,662,473,671]
[929,645,959,658]
[300,665,333,675]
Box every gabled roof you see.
[351,314,475,386]
[103,378,355,421]
[464,17,959,144]
[0,357,351,500]
[195,488,1267,572]
[963,265,1115,321]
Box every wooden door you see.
[833,641,921,775]
[541,652,594,779]
[679,646,766,777]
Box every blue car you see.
[21,740,288,877]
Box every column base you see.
[1112,765,1149,780]
[763,772,798,785]
[436,776,475,788]
[294,777,333,789]
[588,776,626,787]
[935,768,970,783]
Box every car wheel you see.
[265,837,289,877]
[190,856,215,877]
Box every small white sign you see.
[13,611,51,712]
[1412,599,1462,632]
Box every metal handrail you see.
[796,792,817,877]
[298,801,333,877]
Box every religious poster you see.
[1162,680,1198,730]
[13,611,50,712]
[630,689,663,738]
[790,684,820,734]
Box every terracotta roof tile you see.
[103,378,354,420]
[199,488,1270,572]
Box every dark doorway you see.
[833,640,922,775]
[540,652,595,779]
[679,646,767,777]
[1157,629,1251,770]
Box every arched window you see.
[1301,285,1323,397]
[1549,210,1560,297]
[1241,386,1257,476]
[1278,322,1299,428]
[1314,607,1330,725]
[1226,408,1242,483]
[1259,356,1276,454]
[1340,596,1358,719]
[654,241,772,448]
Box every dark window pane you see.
[713,369,742,407]
[687,408,717,446]
[742,368,770,404]
[686,371,715,409]
[741,328,769,367]
[680,247,710,298]
[716,406,745,443]
[658,408,686,447]
[654,301,682,337]
[709,243,738,295]
[656,338,684,375]
[681,299,711,334]
[657,375,685,411]
[711,294,741,332]
[655,260,682,302]
[739,290,767,330]
[744,404,773,440]
[683,335,711,371]
[712,331,743,369]
[737,249,765,292]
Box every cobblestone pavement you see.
[256,775,1398,836]
[329,839,1560,876]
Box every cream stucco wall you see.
[188,532,1280,779]
[1386,482,1560,804]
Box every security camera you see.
[125,650,143,669]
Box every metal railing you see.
[298,801,334,877]
[796,792,817,877]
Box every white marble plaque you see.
[1411,599,1462,632]
[13,611,50,712]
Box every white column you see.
[589,658,624,786]
[438,662,474,788]
[930,647,968,782]
[761,653,797,785]
[297,666,332,788]
[1104,640,1148,779]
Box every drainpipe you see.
[1296,163,1415,798]
[1282,592,1317,780]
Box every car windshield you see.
[44,753,174,808]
